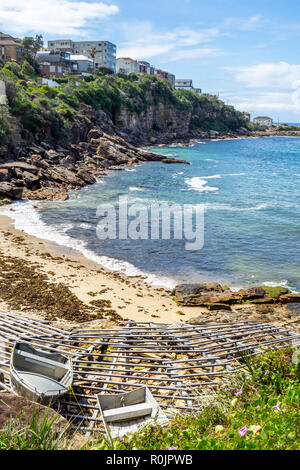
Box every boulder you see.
[76,169,96,185]
[22,172,41,190]
[24,187,69,201]
[43,167,83,187]
[88,128,103,140]
[0,161,38,173]
[236,287,266,299]
[173,283,268,307]
[174,283,224,305]
[0,182,23,200]
[30,154,50,170]
[279,294,300,304]
[0,168,10,182]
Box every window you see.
[50,66,55,72]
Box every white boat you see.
[10,341,73,405]
[97,386,169,443]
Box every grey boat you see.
[10,341,73,405]
[97,386,169,443]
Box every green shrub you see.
[38,84,57,99]
[0,408,69,450]
[91,347,300,451]
[21,60,35,78]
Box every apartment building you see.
[154,69,176,86]
[138,61,155,75]
[48,39,116,72]
[0,32,23,62]
[70,55,93,73]
[116,57,139,75]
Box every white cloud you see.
[118,23,223,61]
[166,47,230,62]
[222,62,300,117]
[0,0,119,35]
[224,15,263,31]
[224,62,300,90]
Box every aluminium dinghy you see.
[10,341,73,405]
[97,386,169,443]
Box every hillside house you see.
[253,116,273,128]
[0,32,23,62]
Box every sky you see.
[1,0,300,121]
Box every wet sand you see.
[0,214,209,327]
[0,213,298,332]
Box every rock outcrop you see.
[0,130,189,202]
[172,283,296,309]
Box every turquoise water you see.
[4,137,300,290]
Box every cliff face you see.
[0,66,248,156]
[115,102,192,138]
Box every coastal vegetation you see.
[0,347,298,450]
[0,59,248,144]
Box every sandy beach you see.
[0,213,208,327]
[0,212,299,332]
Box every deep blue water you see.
[3,137,300,290]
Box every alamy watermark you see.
[95,196,205,251]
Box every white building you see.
[116,57,139,75]
[48,39,116,72]
[70,55,93,73]
[253,116,273,128]
[175,79,202,95]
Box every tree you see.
[88,47,97,74]
[98,66,114,76]
[21,35,44,56]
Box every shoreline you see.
[0,213,208,326]
[0,213,299,332]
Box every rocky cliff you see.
[0,64,248,201]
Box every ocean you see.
[2,136,300,291]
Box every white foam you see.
[1,201,176,289]
[129,187,148,192]
[79,223,93,230]
[185,177,219,192]
[202,202,271,212]
[198,174,221,179]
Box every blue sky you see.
[1,0,300,121]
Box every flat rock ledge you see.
[0,129,189,202]
[172,283,299,308]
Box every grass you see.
[0,408,69,450]
[1,347,298,450]
[90,347,299,450]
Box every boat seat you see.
[103,403,153,423]
[14,349,69,380]
[15,349,69,369]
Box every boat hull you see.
[10,341,73,405]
